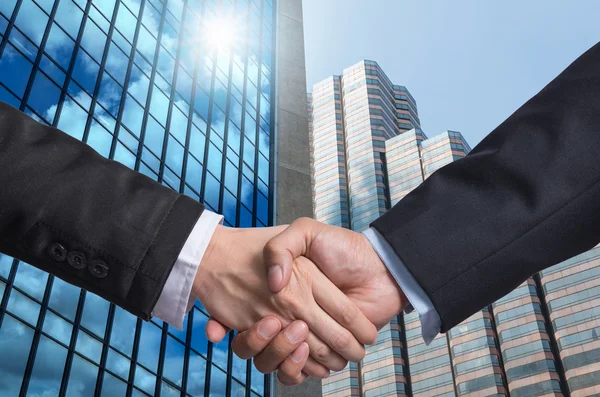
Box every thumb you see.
[206,317,230,343]
[263,218,319,293]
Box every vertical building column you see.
[273,0,312,226]
[273,0,317,395]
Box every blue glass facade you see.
[0,0,275,395]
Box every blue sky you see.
[302,0,600,146]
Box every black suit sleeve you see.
[372,41,600,332]
[0,102,204,320]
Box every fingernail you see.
[258,318,280,339]
[285,321,307,344]
[268,265,282,288]
[290,342,308,363]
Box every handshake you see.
[192,218,408,386]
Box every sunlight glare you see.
[204,17,239,52]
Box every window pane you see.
[72,50,99,94]
[0,43,33,98]
[191,309,209,356]
[0,315,34,396]
[57,97,88,141]
[28,336,67,396]
[0,0,17,18]
[161,382,180,397]
[164,337,185,385]
[138,321,162,372]
[250,365,265,395]
[102,372,128,396]
[76,329,102,364]
[48,277,80,321]
[82,18,108,63]
[134,365,156,395]
[189,124,206,160]
[43,310,73,345]
[66,355,99,397]
[150,86,169,126]
[13,262,48,301]
[166,135,185,175]
[107,347,131,379]
[98,74,123,117]
[46,23,75,70]
[81,292,109,337]
[55,0,84,39]
[203,172,220,210]
[87,122,113,157]
[110,307,137,356]
[7,289,40,326]
[16,0,47,47]
[187,351,207,397]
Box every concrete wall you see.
[274,0,320,396]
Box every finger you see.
[231,317,282,359]
[312,267,378,345]
[254,320,308,374]
[206,317,230,343]
[305,332,348,372]
[264,218,322,292]
[297,262,367,363]
[277,343,310,386]
[302,356,331,379]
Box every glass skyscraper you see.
[311,60,600,397]
[0,0,313,396]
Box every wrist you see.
[193,224,229,303]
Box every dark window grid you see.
[13,0,58,113]
[0,81,21,105]
[94,302,117,395]
[80,3,123,146]
[125,317,145,397]
[1,297,131,396]
[0,257,19,328]
[533,273,571,396]
[233,0,254,229]
[177,29,208,199]
[50,0,93,130]
[59,280,88,397]
[0,0,24,57]
[213,13,239,235]
[109,0,148,164]
[485,304,511,394]
[133,2,194,396]
[130,0,168,173]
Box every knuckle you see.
[278,372,301,386]
[311,342,332,363]
[329,331,352,352]
[331,359,348,372]
[339,302,358,327]
[254,359,272,374]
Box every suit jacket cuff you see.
[152,210,223,328]
[130,194,204,320]
[363,227,441,345]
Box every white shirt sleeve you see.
[363,227,442,345]
[152,210,223,329]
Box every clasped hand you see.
[192,219,408,385]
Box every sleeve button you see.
[88,260,109,279]
[48,243,68,262]
[67,251,87,270]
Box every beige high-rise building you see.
[311,60,599,397]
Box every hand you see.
[193,224,378,372]
[264,218,408,329]
[232,316,311,386]
[207,218,408,383]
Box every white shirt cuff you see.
[363,227,442,345]
[152,210,223,329]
